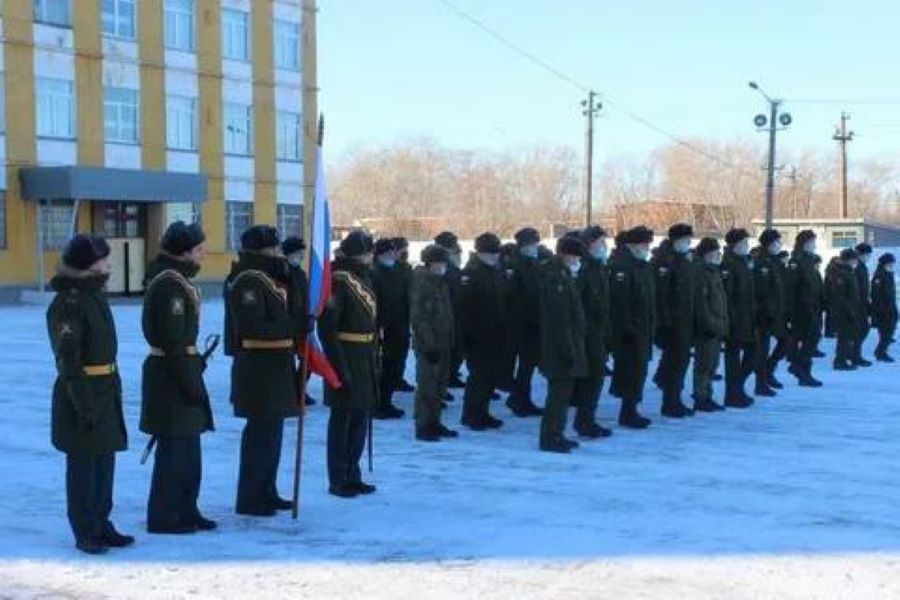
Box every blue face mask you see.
[378,256,397,268]
[521,245,539,259]
[592,245,608,261]
[674,239,692,255]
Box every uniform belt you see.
[241,339,294,350]
[83,363,117,377]
[337,332,376,343]
[149,346,198,357]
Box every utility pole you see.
[833,111,854,218]
[787,166,798,219]
[581,91,602,227]
[749,82,792,228]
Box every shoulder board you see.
[334,270,377,319]
[232,269,287,304]
[147,269,201,312]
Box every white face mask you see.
[629,244,650,261]
[673,238,692,255]
[430,263,447,277]
[886,264,895,273]
[449,251,461,268]
[479,253,500,268]
[287,255,304,268]
[860,255,870,265]
[804,241,817,254]
[705,252,722,266]
[568,258,582,275]
[591,242,608,262]
[768,241,782,255]
[378,256,396,268]
[734,240,750,257]
[520,245,539,259]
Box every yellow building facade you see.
[0,0,317,292]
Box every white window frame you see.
[226,201,253,252]
[33,0,71,27]
[36,78,76,139]
[277,204,304,239]
[101,0,136,40]
[40,200,76,251]
[276,111,302,161]
[221,8,250,61]
[164,0,195,51]
[274,20,301,71]
[104,87,139,144]
[224,103,253,156]
[166,95,197,151]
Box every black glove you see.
[425,351,440,364]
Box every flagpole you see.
[291,115,325,521]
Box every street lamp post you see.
[581,91,603,227]
[749,82,792,229]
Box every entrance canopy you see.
[18,166,207,203]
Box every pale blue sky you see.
[319,0,900,168]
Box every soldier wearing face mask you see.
[754,229,790,390]
[282,237,315,407]
[826,248,866,370]
[871,253,897,362]
[459,232,507,431]
[537,235,588,453]
[411,245,458,441]
[371,238,407,420]
[434,231,466,388]
[608,225,656,429]
[505,227,545,418]
[691,238,729,411]
[785,230,824,387]
[852,243,875,366]
[651,223,696,419]
[720,228,758,408]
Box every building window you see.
[274,20,301,71]
[101,0,136,39]
[166,203,200,226]
[225,201,253,252]
[221,8,249,61]
[33,0,71,27]
[277,204,303,239]
[0,73,5,134]
[40,200,76,251]
[37,78,76,139]
[832,230,858,249]
[0,191,6,250]
[276,111,302,161]
[104,87,139,144]
[166,95,197,150]
[164,0,195,51]
[224,103,252,155]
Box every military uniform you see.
[140,251,214,533]
[871,256,897,361]
[572,245,611,436]
[319,255,379,496]
[692,256,729,408]
[826,258,865,369]
[460,242,508,430]
[410,262,455,438]
[754,245,792,387]
[853,247,873,364]
[47,241,129,553]
[785,244,825,385]
[538,254,587,452]
[506,249,544,416]
[608,234,655,427]
[720,243,758,402]
[229,249,301,515]
[372,255,410,418]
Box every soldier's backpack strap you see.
[146,269,201,314]
[231,269,288,305]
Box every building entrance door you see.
[93,202,148,294]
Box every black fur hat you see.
[624,225,654,245]
[795,229,817,249]
[161,221,205,255]
[281,236,306,256]
[392,237,409,250]
[514,227,540,247]
[855,242,873,255]
[878,252,895,265]
[758,228,782,247]
[434,231,460,251]
[667,223,694,241]
[420,244,450,265]
[475,232,502,254]
[724,228,750,246]
[695,237,721,257]
[840,248,859,261]
[581,225,606,244]
[62,234,110,271]
[556,235,585,257]
[340,229,374,258]
[374,238,396,256]
[241,225,280,251]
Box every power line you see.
[788,98,900,106]
[432,0,759,180]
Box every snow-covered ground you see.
[1,300,898,599]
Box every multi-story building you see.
[0,0,318,294]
